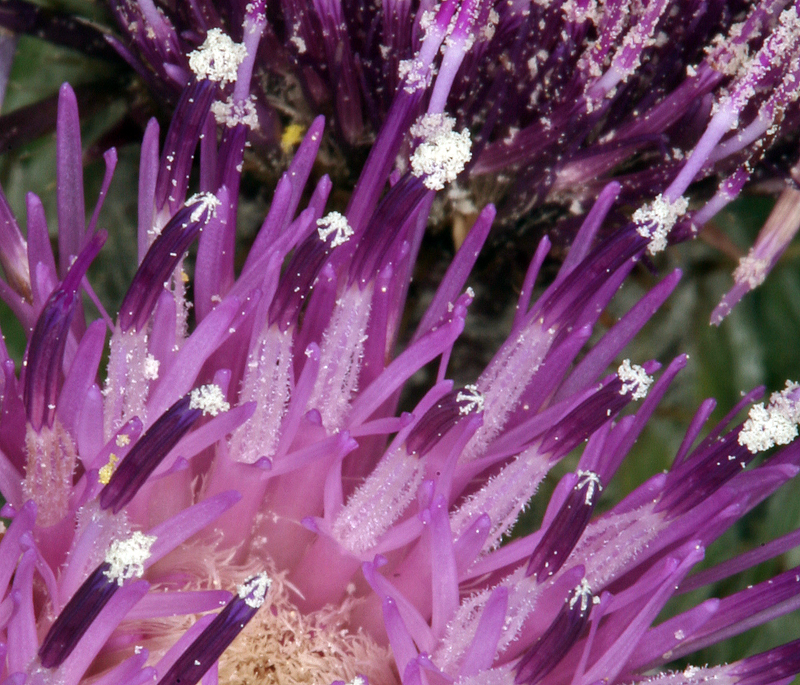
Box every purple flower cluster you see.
[0,1,798,685]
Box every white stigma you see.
[617,359,653,400]
[238,572,272,608]
[456,384,485,415]
[317,212,354,248]
[104,531,157,585]
[186,192,221,223]
[575,470,603,505]
[188,28,247,84]
[739,381,800,453]
[190,384,231,416]
[633,194,689,255]
[568,578,594,612]
[410,113,472,191]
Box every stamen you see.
[514,580,596,685]
[38,563,120,669]
[119,194,218,333]
[527,472,603,581]
[156,573,271,685]
[23,232,105,431]
[99,394,203,513]
[406,386,484,456]
[38,531,155,669]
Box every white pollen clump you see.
[409,114,472,190]
[633,194,689,255]
[116,433,130,447]
[575,470,603,504]
[617,359,653,400]
[143,354,160,380]
[733,252,769,289]
[456,384,485,415]
[211,95,260,130]
[739,381,800,453]
[188,28,247,84]
[480,9,500,41]
[398,57,431,93]
[317,212,354,247]
[186,192,221,223]
[238,572,272,608]
[104,531,157,585]
[190,384,231,416]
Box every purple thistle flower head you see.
[91,0,800,245]
[0,3,799,685]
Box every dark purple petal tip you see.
[405,385,484,456]
[38,562,118,669]
[99,393,202,513]
[119,193,219,332]
[526,471,602,581]
[515,580,595,685]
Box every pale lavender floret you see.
[712,187,800,324]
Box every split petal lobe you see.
[382,596,418,678]
[56,83,85,277]
[23,231,105,431]
[458,586,509,677]
[147,491,243,566]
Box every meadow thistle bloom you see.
[2,0,800,251]
[100,0,800,233]
[0,3,800,685]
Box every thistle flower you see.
[98,0,800,233]
[2,0,800,251]
[0,5,799,685]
